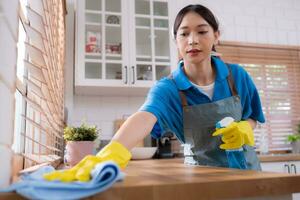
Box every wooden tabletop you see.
[92,158,300,200]
[259,153,300,162]
[2,158,300,200]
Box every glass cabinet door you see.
[79,0,171,89]
[84,0,124,83]
[84,0,102,79]
[104,0,123,82]
[133,0,170,85]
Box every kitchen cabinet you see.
[261,161,300,174]
[75,0,172,95]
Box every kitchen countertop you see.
[91,158,300,200]
[175,153,300,162]
[2,158,300,200]
[258,153,300,162]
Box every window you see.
[13,0,66,170]
[217,42,300,153]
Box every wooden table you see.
[91,158,300,200]
[2,158,300,200]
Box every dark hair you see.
[173,4,219,51]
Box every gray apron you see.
[172,64,261,170]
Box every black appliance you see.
[152,132,175,158]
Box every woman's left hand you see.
[212,121,255,150]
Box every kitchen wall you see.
[66,0,300,140]
[0,0,18,187]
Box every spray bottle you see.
[216,117,248,169]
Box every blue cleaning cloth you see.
[0,161,124,200]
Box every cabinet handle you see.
[131,66,135,84]
[284,164,290,173]
[291,164,297,174]
[124,66,128,84]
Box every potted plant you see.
[287,124,300,154]
[64,123,99,166]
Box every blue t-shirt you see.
[139,56,265,143]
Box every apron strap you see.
[168,63,238,108]
[226,63,238,96]
[168,74,188,107]
[179,91,188,107]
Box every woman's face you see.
[176,11,219,65]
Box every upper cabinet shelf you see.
[75,0,172,96]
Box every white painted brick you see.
[0,145,12,188]
[273,0,295,9]
[245,27,257,43]
[285,9,300,20]
[86,106,103,122]
[85,96,101,110]
[219,15,235,27]
[222,5,244,15]
[276,30,288,45]
[84,120,101,131]
[0,17,17,89]
[254,0,276,7]
[74,95,92,109]
[100,121,114,139]
[97,96,129,121]
[115,109,133,120]
[221,25,237,41]
[0,82,14,146]
[71,106,88,122]
[287,31,298,45]
[128,96,146,111]
[296,20,300,30]
[297,32,300,45]
[243,5,264,17]
[96,108,116,121]
[264,7,284,18]
[294,0,300,9]
[267,29,278,44]
[256,28,268,44]
[0,0,18,39]
[85,96,103,121]
[236,27,247,42]
[235,15,256,27]
[68,121,82,127]
[277,19,296,30]
[257,18,277,28]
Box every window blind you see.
[216,42,300,152]
[17,0,66,168]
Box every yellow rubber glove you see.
[43,141,131,182]
[212,121,254,150]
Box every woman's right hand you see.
[43,141,132,182]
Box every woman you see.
[44,4,265,182]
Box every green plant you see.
[63,123,99,141]
[287,124,300,143]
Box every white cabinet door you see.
[261,162,290,173]
[75,0,172,95]
[261,161,300,174]
[129,0,171,88]
[288,161,300,174]
[76,0,125,86]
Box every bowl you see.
[130,147,157,160]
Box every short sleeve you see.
[139,78,184,142]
